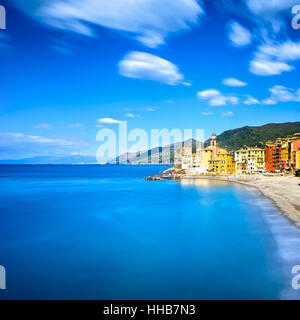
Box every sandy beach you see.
[182,175,300,228]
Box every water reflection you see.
[178,178,231,186]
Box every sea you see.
[0,164,300,300]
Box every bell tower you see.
[210,132,218,148]
[210,132,218,160]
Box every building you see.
[174,133,236,175]
[291,133,300,172]
[181,147,193,170]
[265,141,282,172]
[205,133,236,175]
[266,134,299,173]
[234,147,265,174]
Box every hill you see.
[207,121,300,151]
[117,121,300,164]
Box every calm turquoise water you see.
[0,165,300,300]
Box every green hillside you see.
[206,121,300,151]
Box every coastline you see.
[179,175,300,228]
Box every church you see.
[175,133,236,176]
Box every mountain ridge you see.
[1,121,299,164]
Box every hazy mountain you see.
[0,155,98,165]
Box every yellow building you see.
[247,148,265,172]
[174,133,236,175]
[234,147,265,174]
[205,133,236,175]
[293,149,300,170]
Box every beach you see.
[180,174,300,228]
[228,175,300,227]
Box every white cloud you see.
[119,51,184,85]
[197,89,221,99]
[197,89,239,106]
[34,123,53,129]
[257,41,300,62]
[261,98,277,105]
[246,0,299,32]
[125,113,135,118]
[250,59,292,76]
[12,0,204,48]
[201,111,213,116]
[243,96,259,105]
[221,111,234,117]
[223,78,247,87]
[97,117,121,124]
[228,21,252,47]
[260,85,300,105]
[182,81,192,87]
[226,96,239,105]
[266,85,300,103]
[144,107,156,111]
[2,132,78,146]
[247,0,298,15]
[249,40,300,76]
[209,96,227,106]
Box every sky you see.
[0,0,300,160]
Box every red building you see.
[266,142,282,172]
[266,144,275,172]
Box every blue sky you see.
[0,0,300,159]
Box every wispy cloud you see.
[12,0,204,48]
[68,123,83,128]
[197,89,239,106]
[3,132,75,146]
[221,111,234,117]
[119,51,185,85]
[125,113,135,118]
[228,21,252,47]
[182,81,192,87]
[246,0,299,33]
[97,117,121,124]
[165,100,176,104]
[197,89,221,99]
[242,96,259,105]
[34,123,53,129]
[144,107,156,111]
[223,78,247,87]
[201,111,213,116]
[0,132,88,159]
[249,41,300,76]
[262,85,300,105]
[261,98,277,105]
[250,59,292,76]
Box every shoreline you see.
[178,175,300,228]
